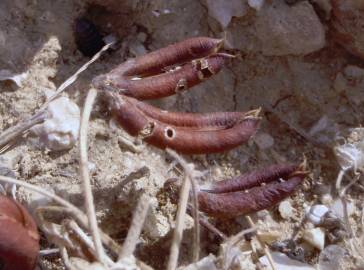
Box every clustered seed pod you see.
[0,195,40,270]
[110,95,260,154]
[197,164,306,218]
[95,36,260,154]
[92,37,229,100]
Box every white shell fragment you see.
[303,227,325,250]
[278,200,295,220]
[259,252,315,270]
[305,204,329,225]
[31,96,80,151]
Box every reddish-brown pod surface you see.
[110,94,260,154]
[331,0,364,59]
[200,163,299,193]
[94,55,227,100]
[126,96,247,130]
[197,164,306,218]
[121,36,223,76]
[0,195,39,270]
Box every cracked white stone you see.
[32,96,80,151]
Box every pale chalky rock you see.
[278,200,295,220]
[31,96,80,151]
[260,252,315,270]
[255,0,325,56]
[303,227,325,250]
[305,204,329,225]
[179,254,217,270]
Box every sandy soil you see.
[0,0,363,269]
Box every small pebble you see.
[305,204,329,225]
[31,95,80,151]
[303,227,325,250]
[278,200,295,220]
[260,252,315,270]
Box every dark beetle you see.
[74,18,105,57]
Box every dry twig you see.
[246,216,276,270]
[79,88,106,263]
[119,194,152,260]
[166,149,201,267]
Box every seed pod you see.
[74,18,105,57]
[126,96,246,130]
[0,195,40,270]
[121,37,223,76]
[200,163,299,193]
[198,174,305,218]
[110,95,260,154]
[94,54,227,100]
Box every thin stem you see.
[0,110,48,150]
[119,194,151,259]
[246,216,276,270]
[166,149,201,263]
[167,173,191,270]
[79,88,105,262]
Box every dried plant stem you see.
[0,41,114,152]
[223,227,257,270]
[0,174,122,258]
[192,209,227,240]
[66,220,115,266]
[0,175,81,217]
[336,169,346,191]
[167,149,201,263]
[119,194,151,260]
[60,247,75,270]
[0,110,48,150]
[167,173,191,270]
[229,227,257,247]
[36,205,121,256]
[246,216,276,270]
[40,41,115,110]
[79,88,106,263]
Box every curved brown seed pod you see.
[0,195,39,270]
[198,175,304,218]
[121,37,223,76]
[126,96,246,130]
[95,55,226,100]
[111,95,260,154]
[200,163,299,193]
